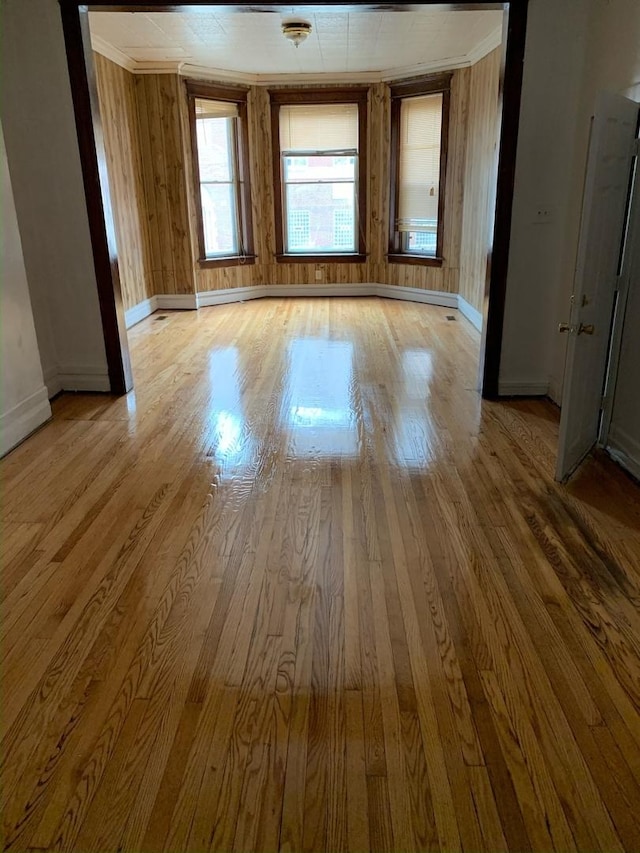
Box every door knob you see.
[558,323,571,333]
[578,323,595,335]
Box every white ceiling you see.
[89,9,504,78]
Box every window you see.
[389,74,451,265]
[187,82,254,267]
[269,88,368,261]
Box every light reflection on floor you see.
[283,338,357,458]
[199,324,470,474]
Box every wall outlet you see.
[532,205,555,224]
[315,268,323,281]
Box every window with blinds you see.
[269,90,368,259]
[389,76,450,263]
[398,94,442,255]
[187,83,254,265]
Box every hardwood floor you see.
[2,297,640,853]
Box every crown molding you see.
[90,34,138,72]
[91,25,503,83]
[465,25,503,65]
[131,60,185,75]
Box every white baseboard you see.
[269,283,376,299]
[195,282,459,310]
[1,385,52,457]
[156,294,198,310]
[43,364,62,399]
[197,285,267,307]
[57,364,111,393]
[377,283,458,308]
[498,379,550,396]
[125,296,158,328]
[457,296,483,331]
[607,426,640,481]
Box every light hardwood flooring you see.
[2,297,640,853]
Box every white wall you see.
[1,123,52,456]
[500,0,640,400]
[1,0,110,396]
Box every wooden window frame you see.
[388,72,452,267]
[186,80,255,269]
[269,87,368,263]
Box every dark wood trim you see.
[482,0,529,398]
[236,99,255,259]
[270,100,284,257]
[389,72,454,100]
[59,3,132,394]
[437,86,451,263]
[185,80,249,101]
[388,74,450,264]
[185,79,255,265]
[275,253,367,264]
[60,0,527,401]
[269,87,369,106]
[198,255,257,269]
[269,86,368,259]
[389,95,402,255]
[387,253,443,267]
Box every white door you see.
[556,92,639,482]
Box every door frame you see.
[59,0,529,397]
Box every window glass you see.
[283,155,356,253]
[279,103,360,255]
[195,112,237,257]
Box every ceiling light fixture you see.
[281,21,312,48]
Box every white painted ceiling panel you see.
[89,9,503,76]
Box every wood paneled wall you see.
[134,74,195,298]
[459,48,502,312]
[95,53,500,307]
[94,53,153,310]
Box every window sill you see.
[387,253,443,267]
[276,253,367,264]
[198,255,257,269]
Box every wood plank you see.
[2,298,639,852]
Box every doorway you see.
[59,0,528,397]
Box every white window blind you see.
[195,98,239,120]
[398,93,443,232]
[279,104,358,153]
